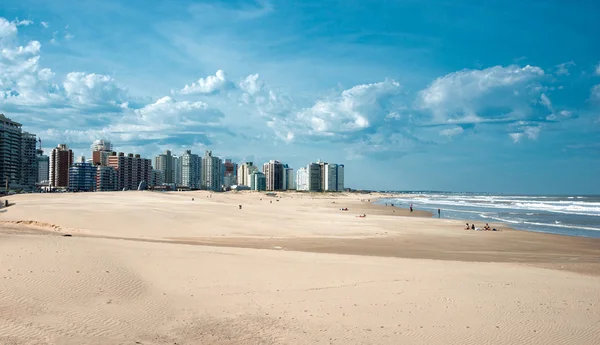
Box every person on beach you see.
[465,223,470,230]
[484,223,491,231]
[410,204,413,212]
[438,209,441,218]
[471,224,475,230]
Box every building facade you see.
[296,167,308,191]
[201,150,222,191]
[181,150,201,189]
[250,171,266,191]
[68,162,96,192]
[20,132,38,191]
[237,162,257,187]
[0,114,38,191]
[154,150,174,184]
[50,144,74,188]
[108,152,152,191]
[36,149,49,184]
[263,160,285,191]
[96,166,118,191]
[284,167,295,190]
[223,159,237,189]
[172,155,182,186]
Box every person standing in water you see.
[438,208,441,218]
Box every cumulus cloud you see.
[63,72,127,107]
[555,61,575,76]
[418,65,545,124]
[177,70,230,95]
[273,79,402,139]
[41,22,49,29]
[0,18,18,38]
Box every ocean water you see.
[378,193,600,238]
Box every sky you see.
[1,0,599,194]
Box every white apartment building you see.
[237,162,258,187]
[181,150,201,189]
[201,150,222,191]
[296,167,308,191]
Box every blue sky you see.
[1,0,599,194]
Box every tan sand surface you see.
[1,191,600,344]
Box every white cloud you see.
[595,62,600,76]
[41,22,49,29]
[418,65,545,124]
[555,61,575,76]
[65,33,74,41]
[509,123,540,143]
[540,93,552,110]
[63,72,127,106]
[16,20,33,26]
[272,79,402,139]
[0,18,17,38]
[239,73,263,96]
[440,126,464,137]
[177,70,230,95]
[591,84,600,100]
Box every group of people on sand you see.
[465,223,498,231]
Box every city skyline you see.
[1,1,600,194]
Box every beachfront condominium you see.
[263,160,285,191]
[223,159,237,188]
[296,167,308,191]
[0,114,38,191]
[68,162,96,192]
[201,150,222,191]
[323,163,344,192]
[50,144,74,188]
[36,149,49,185]
[250,171,266,191]
[181,150,201,189]
[91,139,113,167]
[295,161,344,192]
[284,166,295,190]
[108,152,152,191]
[237,162,258,187]
[172,155,182,186]
[154,150,174,184]
[96,166,118,191]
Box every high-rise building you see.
[250,171,266,191]
[284,167,295,190]
[172,155,182,186]
[307,162,321,192]
[237,162,257,187]
[223,159,237,189]
[181,150,201,189]
[154,150,174,184]
[296,167,308,191]
[263,160,285,191]
[96,166,117,191]
[68,162,96,192]
[50,144,74,188]
[201,150,222,191]
[20,132,38,191]
[296,161,344,192]
[108,152,152,191]
[0,114,38,191]
[36,149,49,184]
[91,139,113,152]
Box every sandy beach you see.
[1,191,600,344]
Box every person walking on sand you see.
[410,204,413,213]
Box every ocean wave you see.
[481,216,600,232]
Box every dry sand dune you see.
[1,191,600,344]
